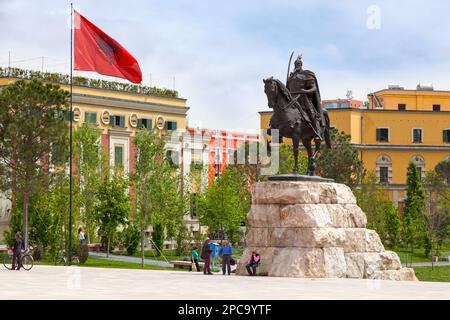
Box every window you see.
[376,155,392,184]
[379,167,389,184]
[190,193,198,218]
[110,115,125,128]
[166,150,179,166]
[412,128,423,143]
[114,145,124,166]
[215,163,220,177]
[443,129,450,143]
[411,155,425,180]
[64,110,72,121]
[84,112,97,124]
[164,121,177,131]
[137,118,152,130]
[398,104,406,111]
[433,104,441,112]
[376,128,389,142]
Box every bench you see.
[87,243,102,252]
[171,260,205,270]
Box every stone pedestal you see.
[237,181,417,281]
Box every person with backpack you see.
[11,232,24,271]
[201,238,213,275]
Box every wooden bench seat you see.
[170,260,205,270]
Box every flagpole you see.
[69,2,74,266]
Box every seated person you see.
[246,251,260,276]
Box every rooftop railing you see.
[0,67,179,98]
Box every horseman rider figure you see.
[286,55,324,141]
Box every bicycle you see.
[2,246,34,271]
[54,250,80,266]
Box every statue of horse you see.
[263,77,331,176]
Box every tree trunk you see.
[141,228,145,269]
[107,234,111,258]
[23,191,30,249]
[86,210,91,245]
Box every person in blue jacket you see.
[219,240,233,275]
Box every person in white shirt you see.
[78,227,86,245]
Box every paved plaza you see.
[0,266,449,300]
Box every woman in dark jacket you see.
[201,238,213,275]
[11,232,24,270]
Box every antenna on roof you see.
[346,89,353,100]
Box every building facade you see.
[260,85,450,208]
[0,69,189,241]
[322,98,364,110]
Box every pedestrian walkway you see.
[0,266,449,300]
[89,252,173,268]
[403,261,450,267]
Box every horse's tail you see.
[323,110,331,149]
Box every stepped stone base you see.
[237,181,417,281]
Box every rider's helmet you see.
[294,54,303,69]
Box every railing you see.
[0,67,179,98]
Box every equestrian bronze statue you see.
[263,54,331,176]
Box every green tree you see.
[277,143,308,175]
[24,172,71,261]
[73,124,102,243]
[132,129,185,261]
[151,223,165,255]
[93,168,130,257]
[383,201,401,248]
[355,171,400,247]
[423,169,450,258]
[402,162,426,250]
[0,79,69,248]
[355,172,389,241]
[123,223,140,256]
[316,129,364,189]
[435,160,450,187]
[3,200,23,247]
[197,166,251,243]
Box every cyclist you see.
[11,232,24,270]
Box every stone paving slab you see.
[0,266,449,300]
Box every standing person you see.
[219,240,233,275]
[246,251,261,276]
[190,246,200,272]
[78,227,86,245]
[11,232,24,271]
[200,238,213,275]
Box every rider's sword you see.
[286,51,294,86]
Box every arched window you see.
[411,155,425,179]
[376,154,392,184]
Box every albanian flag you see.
[74,10,142,84]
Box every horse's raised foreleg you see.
[313,138,321,159]
[303,138,314,176]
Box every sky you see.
[1,0,450,132]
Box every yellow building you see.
[260,85,450,208]
[0,69,189,175]
[0,68,190,240]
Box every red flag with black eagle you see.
[73,10,142,84]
